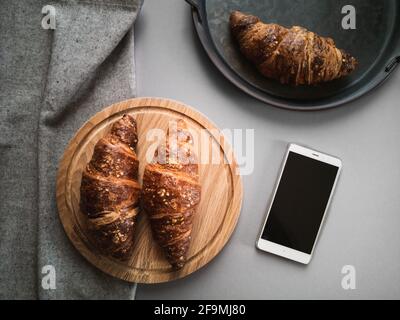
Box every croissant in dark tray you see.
[80,115,140,260]
[142,119,201,270]
[230,11,358,86]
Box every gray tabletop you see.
[134,0,400,299]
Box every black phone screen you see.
[261,151,339,254]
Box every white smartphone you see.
[257,143,342,264]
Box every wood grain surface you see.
[56,98,243,283]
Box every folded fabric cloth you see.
[0,0,143,299]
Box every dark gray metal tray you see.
[186,0,400,111]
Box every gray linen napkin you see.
[0,0,143,299]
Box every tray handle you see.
[185,0,203,23]
[385,56,400,73]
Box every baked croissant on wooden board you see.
[142,119,201,270]
[230,11,358,86]
[80,115,140,260]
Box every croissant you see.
[230,11,358,85]
[142,119,201,269]
[80,115,140,260]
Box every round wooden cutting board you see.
[56,98,243,283]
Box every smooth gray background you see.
[134,0,400,299]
